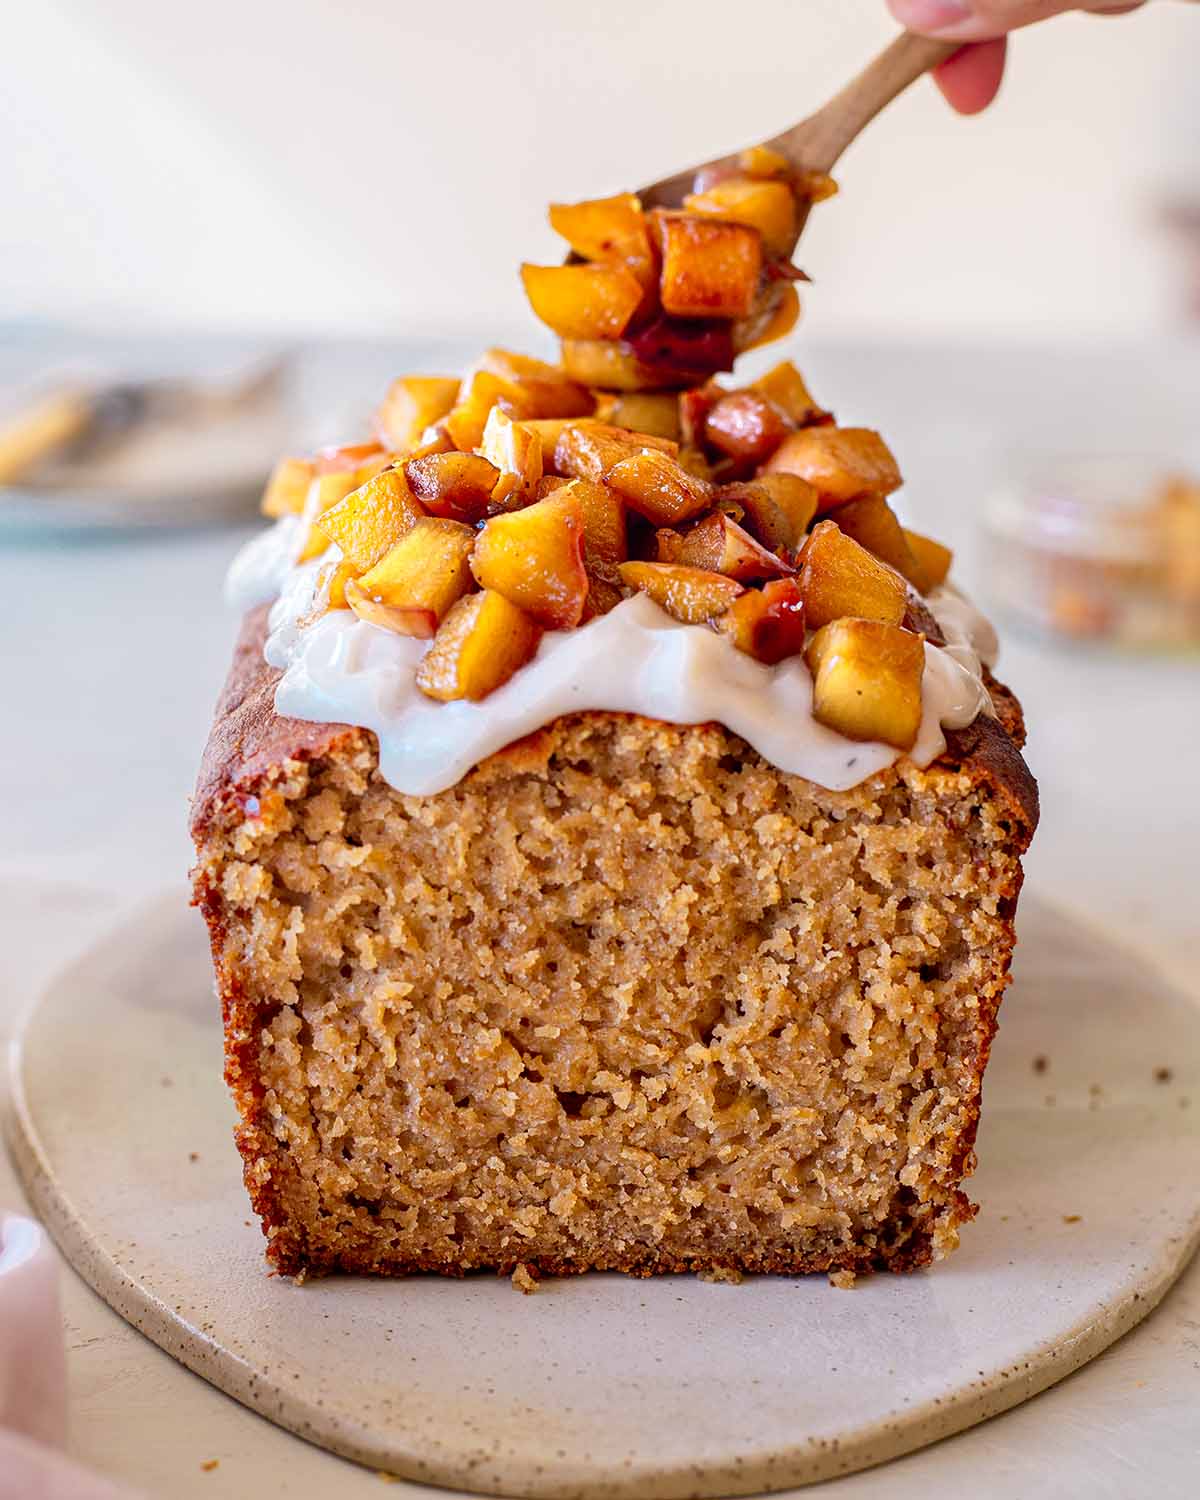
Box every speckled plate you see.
[6,891,1200,1498]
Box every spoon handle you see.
[769,33,960,175]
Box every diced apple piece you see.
[521,264,645,341]
[316,467,426,572]
[606,449,713,526]
[764,427,902,509]
[471,489,588,629]
[683,178,798,258]
[617,561,743,624]
[715,577,807,664]
[834,496,923,584]
[657,213,763,318]
[559,339,684,392]
[656,511,791,581]
[554,422,677,483]
[676,445,713,483]
[738,145,793,180]
[462,349,594,420]
[804,618,924,750]
[346,517,475,639]
[536,475,570,498]
[404,426,455,461]
[295,471,362,562]
[798,519,907,629]
[583,574,626,619]
[415,590,541,702]
[678,384,722,447]
[590,391,682,444]
[314,442,386,474]
[732,282,801,353]
[261,457,315,518]
[548,194,655,286]
[404,451,501,523]
[902,528,954,593]
[795,169,839,203]
[374,376,460,451]
[704,391,791,463]
[478,406,543,507]
[299,554,359,626]
[720,474,818,557]
[749,360,830,427]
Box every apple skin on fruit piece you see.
[834,496,923,586]
[617,560,744,624]
[804,618,924,751]
[798,519,908,630]
[720,474,818,558]
[627,316,736,383]
[415,590,542,703]
[715,577,807,664]
[317,468,427,573]
[763,427,902,509]
[404,451,501,523]
[655,511,792,582]
[470,489,589,630]
[682,178,797,259]
[346,517,476,640]
[261,457,316,518]
[606,449,714,527]
[656,213,763,319]
[902,528,954,594]
[374,377,460,451]
[521,263,645,342]
[704,392,792,465]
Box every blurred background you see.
[1,0,1198,983]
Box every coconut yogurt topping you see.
[225,519,996,798]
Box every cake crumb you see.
[699,1265,743,1285]
[829,1269,857,1290]
[1063,1214,1081,1224]
[200,1460,219,1473]
[511,1263,539,1295]
[1032,1055,1048,1074]
[1154,1067,1172,1083]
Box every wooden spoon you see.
[636,33,958,253]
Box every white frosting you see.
[229,518,997,798]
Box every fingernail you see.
[890,0,975,32]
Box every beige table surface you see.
[2,338,1197,1499]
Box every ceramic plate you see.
[6,892,1199,1498]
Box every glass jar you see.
[981,458,1200,650]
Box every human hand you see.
[886,1,1148,114]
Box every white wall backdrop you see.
[3,1,1198,342]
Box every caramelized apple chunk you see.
[317,468,426,572]
[261,457,315,518]
[749,360,830,427]
[656,511,791,581]
[715,577,807,664]
[606,449,713,526]
[559,339,682,392]
[682,177,797,258]
[559,478,627,580]
[521,264,645,342]
[704,391,791,464]
[548,194,655,287]
[415,590,541,702]
[346,517,475,639]
[721,473,818,557]
[834,496,922,584]
[902,528,954,593]
[764,427,902,508]
[798,520,907,629]
[554,422,677,483]
[374,376,460,451]
[657,213,763,318]
[804,618,925,750]
[591,391,681,444]
[463,349,594,419]
[618,561,744,623]
[404,451,501,523]
[471,489,588,629]
[295,470,368,563]
[478,406,543,507]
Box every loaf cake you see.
[191,166,1037,1280]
